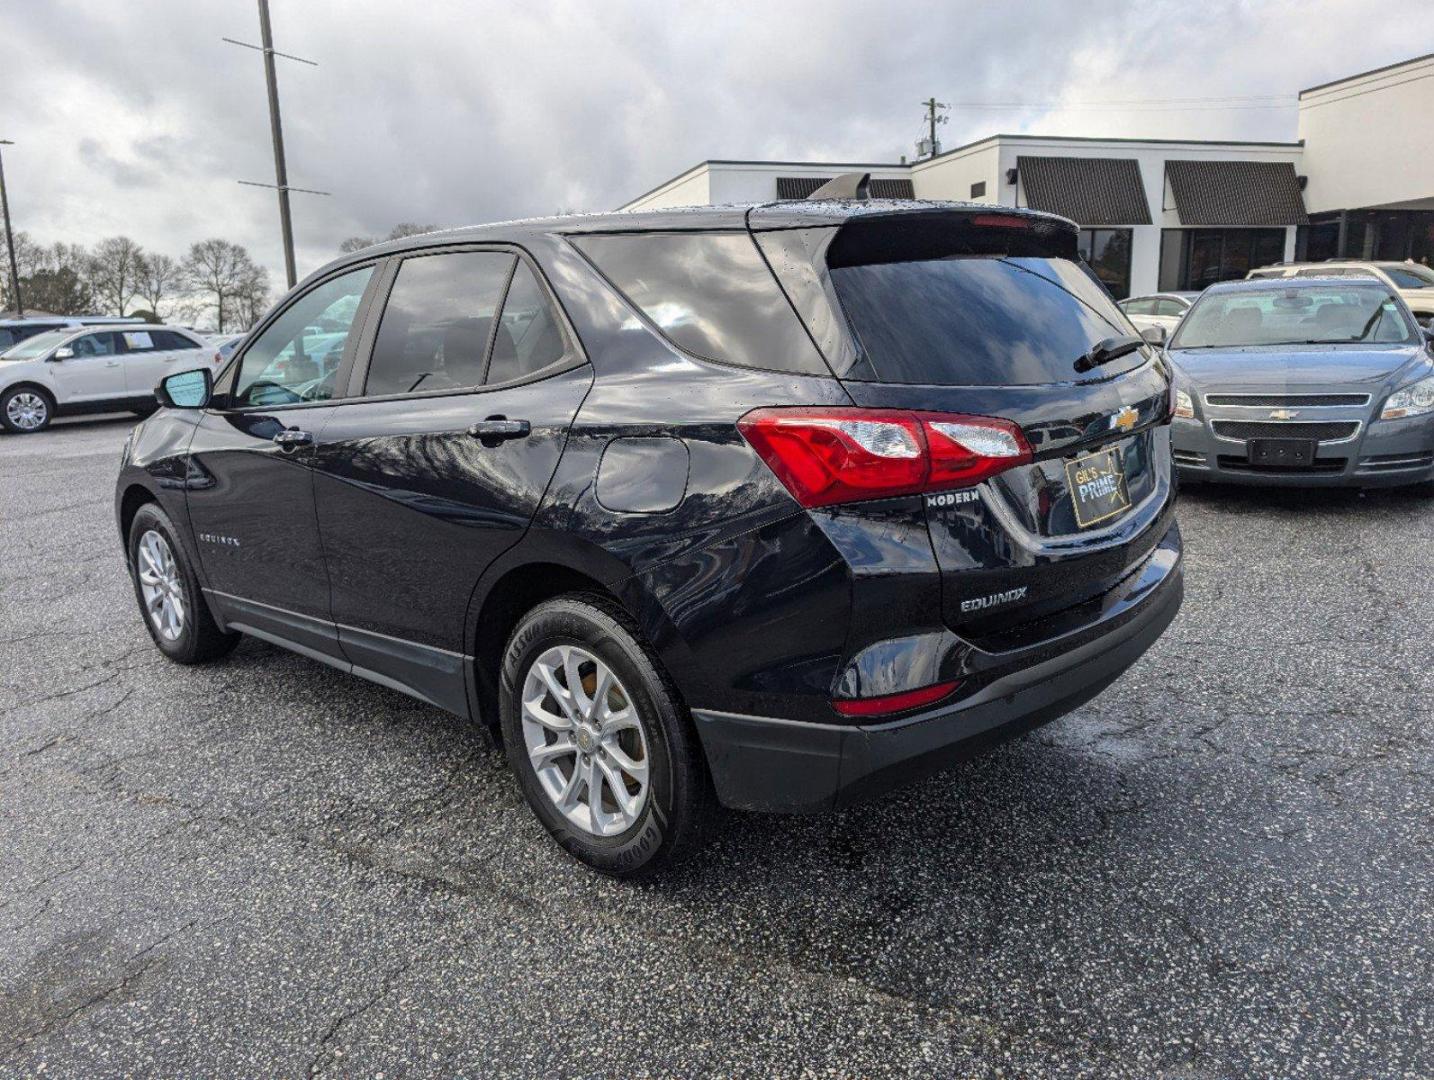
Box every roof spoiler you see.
[807,172,870,200]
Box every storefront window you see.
[1077,228,1133,300]
[1157,228,1288,291]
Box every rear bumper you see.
[691,530,1183,813]
[1172,414,1434,488]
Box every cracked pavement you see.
[1,416,1430,1078]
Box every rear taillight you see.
[737,407,1031,508]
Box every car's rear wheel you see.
[127,503,240,663]
[499,593,713,877]
[1,386,53,433]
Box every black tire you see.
[1,384,54,434]
[499,593,714,877]
[127,503,240,664]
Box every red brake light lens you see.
[738,407,1031,508]
[832,680,961,718]
[969,213,1032,230]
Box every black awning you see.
[1164,159,1308,226]
[775,176,914,200]
[1016,156,1152,226]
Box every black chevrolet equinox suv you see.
[116,196,1183,875]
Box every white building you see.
[620,52,1434,300]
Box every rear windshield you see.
[1172,285,1417,348]
[1380,264,1434,289]
[831,254,1145,386]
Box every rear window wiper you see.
[1073,334,1145,374]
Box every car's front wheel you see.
[1,386,54,433]
[127,503,240,663]
[500,593,713,877]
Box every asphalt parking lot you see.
[1,417,1430,1079]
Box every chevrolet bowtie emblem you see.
[1111,406,1138,432]
[1269,408,1299,420]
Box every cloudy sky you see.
[4,0,1425,288]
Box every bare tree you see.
[233,261,272,330]
[183,239,251,331]
[136,252,182,319]
[338,222,440,253]
[88,236,145,315]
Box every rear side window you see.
[153,330,201,350]
[365,251,515,396]
[831,254,1145,386]
[486,262,570,384]
[574,231,828,376]
[1122,298,1156,315]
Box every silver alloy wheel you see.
[136,529,186,641]
[520,644,650,838]
[6,391,48,431]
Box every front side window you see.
[234,265,374,407]
[1155,298,1187,317]
[70,332,120,357]
[364,251,515,397]
[1172,285,1417,349]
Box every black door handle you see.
[273,428,314,450]
[467,417,531,443]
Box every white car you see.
[0,324,213,433]
[0,314,148,353]
[1247,260,1434,326]
[1118,292,1201,337]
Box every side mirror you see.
[156,367,213,410]
[1423,326,1434,343]
[52,346,75,361]
[1141,325,1168,346]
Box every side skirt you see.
[204,588,472,719]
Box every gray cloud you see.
[4,0,1424,290]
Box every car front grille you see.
[1171,449,1207,467]
[1217,455,1348,474]
[1210,420,1359,441]
[1204,393,1370,407]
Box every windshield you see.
[1380,264,1434,289]
[0,329,73,361]
[1171,285,1418,349]
[831,255,1145,385]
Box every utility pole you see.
[0,141,22,317]
[919,98,950,160]
[224,0,327,291]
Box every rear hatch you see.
[753,206,1175,643]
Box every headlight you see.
[1380,375,1434,420]
[1173,388,1195,419]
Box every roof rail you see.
[807,172,871,200]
